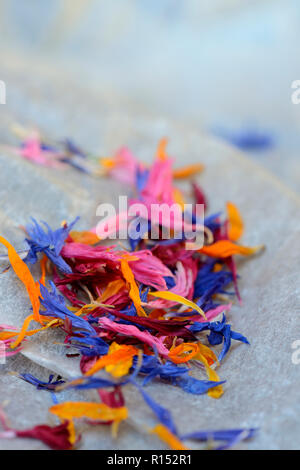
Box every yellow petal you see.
[10,317,60,349]
[101,279,125,302]
[149,291,206,319]
[157,138,168,161]
[85,343,138,377]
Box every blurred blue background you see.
[1,0,299,192]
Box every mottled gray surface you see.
[0,54,299,450]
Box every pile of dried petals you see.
[0,134,264,450]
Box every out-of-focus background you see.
[0,0,300,192]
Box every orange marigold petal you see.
[169,342,199,364]
[199,240,264,258]
[39,254,47,286]
[70,231,100,245]
[157,137,168,161]
[151,424,188,450]
[226,201,244,241]
[85,343,138,377]
[49,401,128,422]
[0,236,41,323]
[195,348,224,399]
[120,258,147,317]
[173,163,204,179]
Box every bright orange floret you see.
[169,342,199,364]
[0,236,41,323]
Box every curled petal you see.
[199,240,264,258]
[0,236,41,324]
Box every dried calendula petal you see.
[101,279,125,302]
[120,257,147,317]
[0,133,262,450]
[70,230,100,245]
[172,187,185,209]
[156,137,168,161]
[226,201,244,241]
[149,291,207,319]
[85,342,138,377]
[194,344,224,399]
[49,401,128,444]
[105,343,138,378]
[173,163,204,179]
[49,401,128,422]
[39,254,47,286]
[169,342,199,364]
[1,318,59,343]
[10,314,35,349]
[199,240,264,258]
